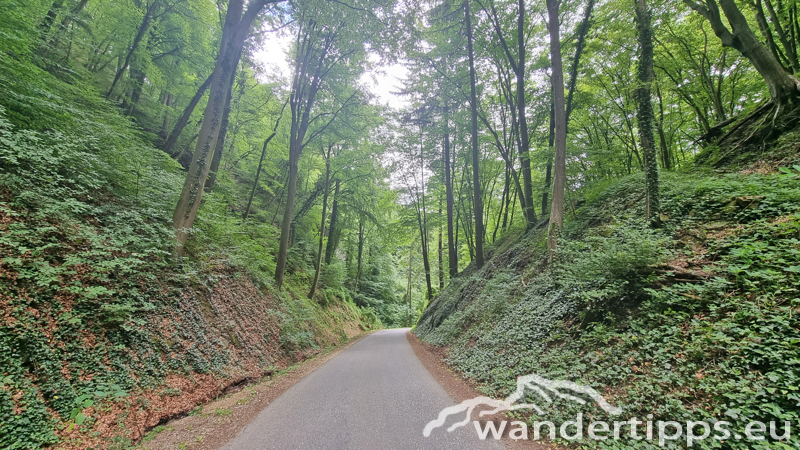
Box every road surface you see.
[221,328,503,450]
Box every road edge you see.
[406,330,561,450]
[140,331,375,449]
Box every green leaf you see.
[724,408,740,419]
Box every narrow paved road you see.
[221,328,503,450]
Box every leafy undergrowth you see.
[0,55,377,449]
[415,171,800,449]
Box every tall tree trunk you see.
[204,88,234,192]
[542,100,554,216]
[541,0,593,217]
[406,245,414,326]
[655,84,672,170]
[508,185,517,227]
[417,125,433,301]
[482,165,497,242]
[205,52,241,192]
[438,196,444,290]
[164,73,213,154]
[275,150,298,289]
[309,157,331,300]
[173,0,267,252]
[515,0,535,228]
[460,147,476,261]
[324,180,340,264]
[355,216,365,294]
[547,0,567,256]
[107,2,154,100]
[243,133,277,221]
[503,167,513,230]
[276,16,337,289]
[635,0,660,219]
[443,106,458,278]
[465,0,484,269]
[493,162,509,242]
[161,92,174,140]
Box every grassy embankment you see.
[416,152,800,449]
[0,51,378,449]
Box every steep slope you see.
[0,53,377,449]
[415,170,800,449]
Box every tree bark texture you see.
[173,0,267,252]
[635,0,660,219]
[547,0,567,255]
[465,0,484,268]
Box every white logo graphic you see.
[423,374,622,437]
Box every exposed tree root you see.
[695,101,800,168]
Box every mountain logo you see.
[423,374,622,437]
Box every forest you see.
[0,0,799,447]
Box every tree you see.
[479,0,536,227]
[274,17,355,288]
[107,0,189,100]
[465,0,484,268]
[163,73,212,154]
[173,0,274,251]
[547,0,566,255]
[414,120,434,300]
[543,0,594,217]
[443,106,458,277]
[635,0,659,219]
[274,0,393,289]
[204,49,245,192]
[324,179,340,264]
[392,114,435,300]
[309,144,334,299]
[243,98,288,221]
[683,0,800,111]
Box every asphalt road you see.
[221,328,504,450]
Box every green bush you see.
[555,220,670,312]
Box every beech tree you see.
[308,144,335,299]
[465,0,484,268]
[173,0,276,251]
[683,0,800,111]
[163,73,212,155]
[106,0,192,101]
[546,0,567,255]
[274,0,394,289]
[478,0,536,227]
[443,105,458,277]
